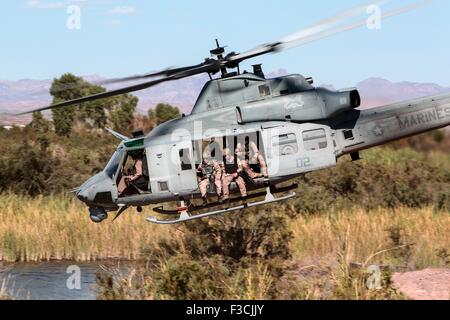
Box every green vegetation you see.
[148,103,181,125]
[50,73,138,136]
[0,194,173,262]
[292,147,450,213]
[94,206,448,300]
[0,127,117,196]
[0,192,447,299]
[0,81,182,196]
[0,81,448,300]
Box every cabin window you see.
[258,85,271,97]
[303,129,328,151]
[179,148,193,171]
[158,181,169,192]
[343,130,354,140]
[199,138,224,164]
[105,148,125,179]
[273,133,298,156]
[195,132,264,164]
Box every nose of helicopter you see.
[75,172,115,205]
[76,189,89,203]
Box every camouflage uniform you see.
[118,159,143,194]
[197,160,223,198]
[236,142,268,179]
[222,151,247,200]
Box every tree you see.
[29,112,51,153]
[109,94,138,132]
[148,103,181,125]
[50,74,85,136]
[76,85,108,129]
[50,73,138,135]
[29,112,50,133]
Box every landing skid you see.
[147,185,297,225]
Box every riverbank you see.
[1,195,448,269]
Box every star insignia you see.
[372,125,384,137]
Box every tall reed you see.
[0,194,172,262]
[1,194,448,269]
[290,206,450,269]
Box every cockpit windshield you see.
[104,147,125,178]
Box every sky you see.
[0,0,449,88]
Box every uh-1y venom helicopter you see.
[21,0,450,225]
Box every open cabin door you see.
[170,140,198,192]
[115,145,151,198]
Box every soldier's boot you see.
[259,156,269,178]
[235,177,247,198]
[221,193,230,205]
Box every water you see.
[0,261,114,300]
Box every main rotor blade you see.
[226,0,429,66]
[96,63,207,86]
[17,61,219,115]
[17,78,167,115]
[279,0,430,51]
[42,64,207,97]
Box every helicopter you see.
[20,0,450,225]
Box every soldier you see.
[235,139,268,179]
[197,158,223,204]
[222,148,247,202]
[235,143,260,179]
[248,139,268,178]
[118,151,144,196]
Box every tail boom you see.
[332,93,450,157]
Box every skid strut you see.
[147,184,297,225]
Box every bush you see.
[97,208,294,300]
[0,127,117,195]
[291,153,450,214]
[183,208,292,264]
[153,255,229,300]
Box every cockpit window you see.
[105,147,125,178]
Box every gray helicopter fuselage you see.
[76,73,450,211]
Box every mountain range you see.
[1,70,450,125]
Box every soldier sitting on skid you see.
[235,138,268,179]
[235,143,259,181]
[196,157,223,205]
[222,148,247,202]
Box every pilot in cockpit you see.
[118,150,145,195]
